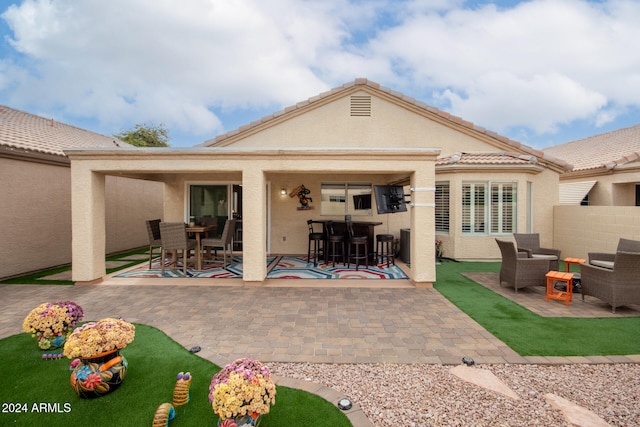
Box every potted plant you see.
[64,317,135,399]
[209,358,277,426]
[22,301,84,350]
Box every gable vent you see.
[350,95,371,117]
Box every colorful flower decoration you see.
[82,373,103,390]
[63,317,135,359]
[209,358,276,421]
[22,301,84,349]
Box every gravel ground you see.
[269,363,640,426]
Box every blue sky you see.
[1,0,638,149]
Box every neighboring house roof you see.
[0,105,129,164]
[201,78,570,172]
[436,151,541,167]
[543,124,640,172]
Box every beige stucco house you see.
[0,106,164,279]
[542,124,640,259]
[543,124,640,206]
[64,79,569,285]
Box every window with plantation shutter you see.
[491,182,516,234]
[435,182,450,232]
[462,181,516,235]
[462,183,486,233]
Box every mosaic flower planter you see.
[70,350,128,399]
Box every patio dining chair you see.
[495,239,550,293]
[145,219,162,269]
[201,219,237,267]
[159,222,197,276]
[513,233,560,271]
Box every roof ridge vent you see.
[350,95,371,117]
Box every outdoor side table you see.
[545,271,574,306]
[564,257,586,272]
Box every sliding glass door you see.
[188,183,242,248]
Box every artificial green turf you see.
[0,248,149,285]
[0,263,75,285]
[0,324,352,427]
[434,260,640,356]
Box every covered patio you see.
[65,147,439,285]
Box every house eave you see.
[63,146,441,162]
[436,163,545,174]
[0,145,70,166]
[559,167,612,180]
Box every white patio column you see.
[242,166,267,283]
[163,179,184,221]
[70,164,106,283]
[410,168,436,284]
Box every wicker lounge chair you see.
[159,222,197,275]
[588,238,640,269]
[495,239,550,293]
[580,251,640,313]
[513,233,560,271]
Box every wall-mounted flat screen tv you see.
[373,185,407,214]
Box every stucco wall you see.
[553,205,640,259]
[0,158,72,278]
[105,175,165,254]
[0,157,164,279]
[223,90,495,154]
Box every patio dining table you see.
[186,224,217,270]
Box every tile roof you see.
[542,124,640,171]
[436,152,540,166]
[200,78,570,171]
[0,105,129,158]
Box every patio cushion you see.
[531,254,558,261]
[590,259,614,269]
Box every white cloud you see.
[0,0,639,145]
[437,72,607,133]
[357,0,640,133]
[1,0,341,135]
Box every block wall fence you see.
[553,206,640,260]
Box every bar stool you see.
[376,234,395,267]
[325,221,345,267]
[306,220,325,266]
[346,219,368,270]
